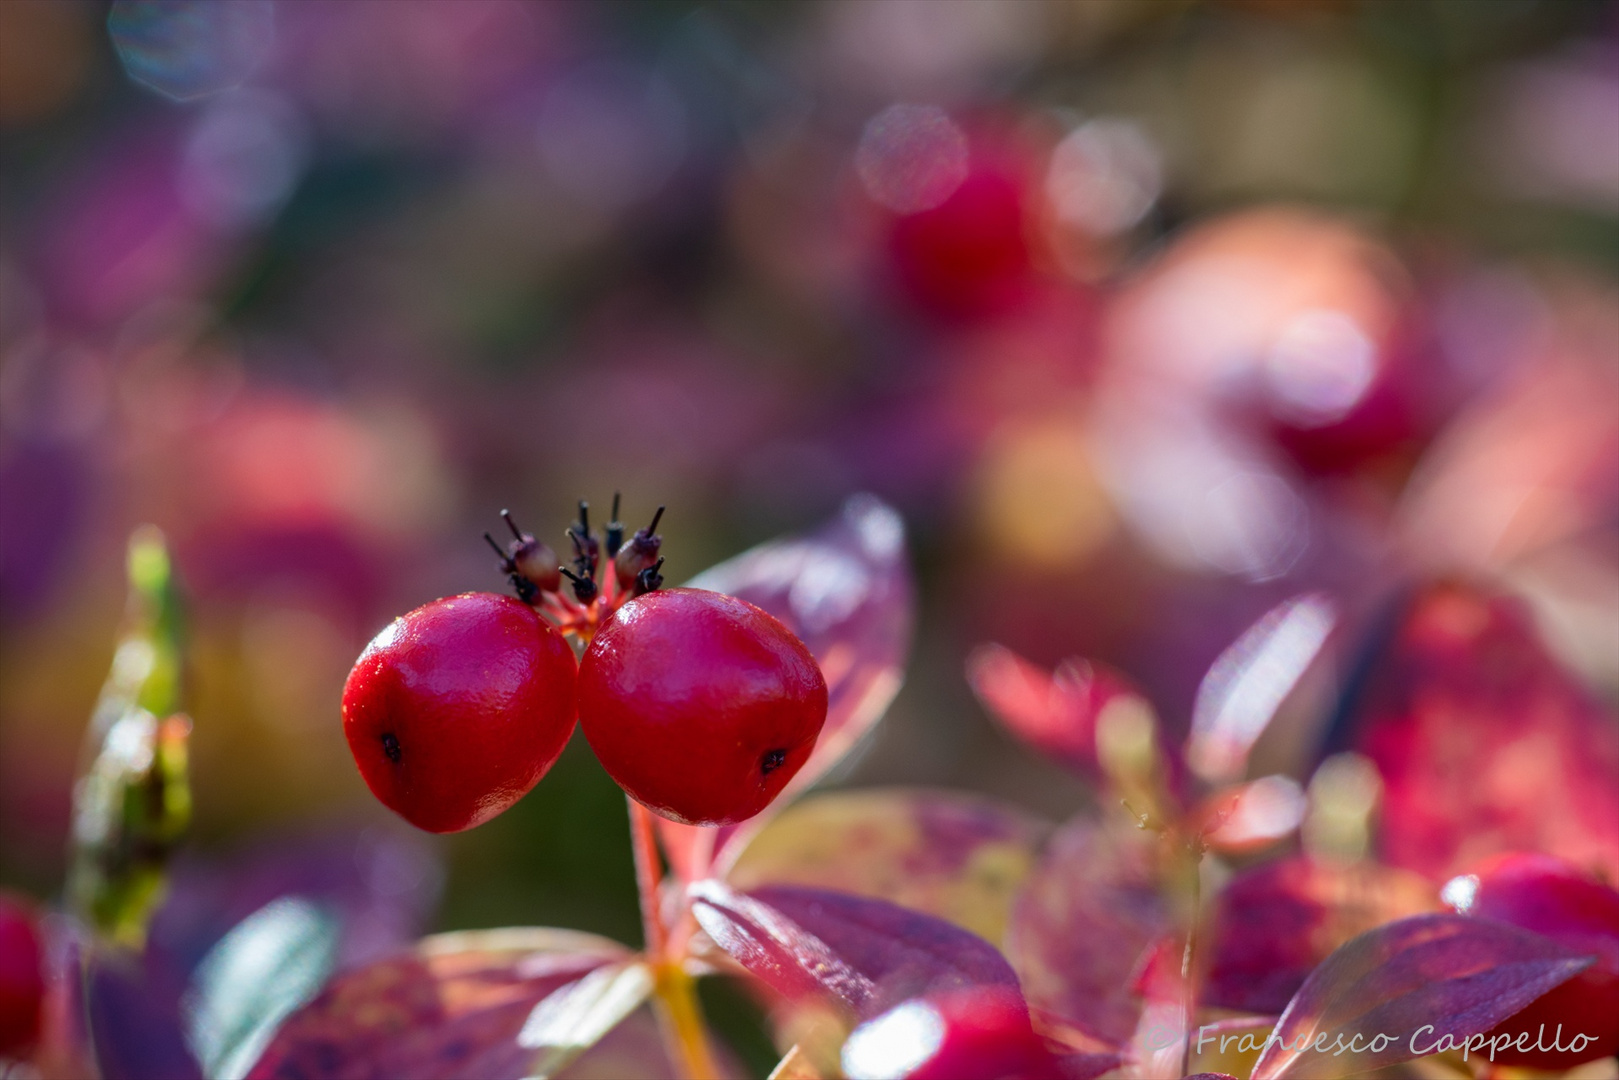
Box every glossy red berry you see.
[342,592,578,834]
[577,588,826,827]
[0,892,44,1059]
[841,988,1061,1080]
[1445,852,1619,1067]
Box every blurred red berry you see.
[889,165,1033,319]
[342,592,578,834]
[0,892,44,1059]
[841,988,1061,1080]
[1445,852,1619,1067]
[577,588,826,827]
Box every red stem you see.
[629,796,669,959]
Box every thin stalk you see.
[629,796,669,960]
[652,959,721,1080]
[628,797,718,1080]
[1178,852,1203,1080]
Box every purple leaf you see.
[152,826,442,977]
[659,495,915,881]
[1004,816,1171,1049]
[85,948,202,1080]
[689,882,1020,1020]
[726,788,1048,946]
[1250,913,1594,1080]
[1204,856,1436,1014]
[245,928,631,1080]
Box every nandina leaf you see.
[965,643,1147,779]
[726,789,1047,946]
[1186,593,1336,784]
[1249,913,1594,1080]
[183,897,341,1080]
[689,882,1020,1020]
[1345,582,1619,879]
[244,928,632,1079]
[1004,815,1171,1048]
[1204,856,1436,1014]
[659,495,915,880]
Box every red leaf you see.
[1349,582,1619,880]
[966,644,1146,779]
[689,882,1020,1021]
[1004,816,1171,1049]
[1204,856,1436,1014]
[658,496,915,881]
[1250,913,1594,1080]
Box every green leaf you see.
[183,897,342,1080]
[68,525,192,947]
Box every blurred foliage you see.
[67,526,191,948]
[1,14,1616,1077]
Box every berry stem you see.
[628,797,669,960]
[628,797,718,1079]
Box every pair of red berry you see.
[341,500,828,833]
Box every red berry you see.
[576,588,826,827]
[890,166,1032,320]
[0,892,44,1059]
[841,988,1061,1080]
[1445,853,1619,1067]
[342,592,577,834]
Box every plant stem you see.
[628,797,718,1080]
[629,797,669,959]
[653,959,721,1080]
[1179,852,1203,1080]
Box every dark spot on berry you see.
[761,748,786,776]
[381,733,401,763]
